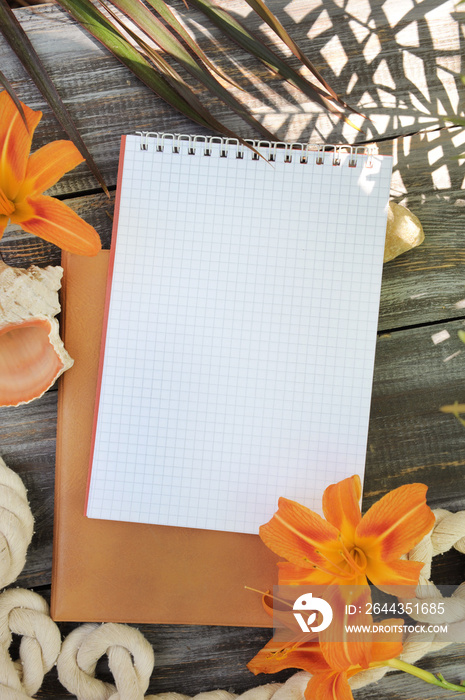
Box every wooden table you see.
[1,1,465,697]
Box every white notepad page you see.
[86,134,392,533]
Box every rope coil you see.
[57,624,308,700]
[0,457,33,588]
[0,588,61,698]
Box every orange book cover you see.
[51,250,278,624]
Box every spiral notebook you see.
[86,133,392,532]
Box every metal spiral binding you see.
[136,132,378,167]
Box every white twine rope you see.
[0,453,464,700]
[0,457,61,699]
[0,588,61,699]
[0,457,34,588]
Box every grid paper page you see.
[86,135,392,533]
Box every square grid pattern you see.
[86,135,392,533]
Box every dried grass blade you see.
[55,0,257,144]
[96,3,266,157]
[243,0,362,117]
[94,3,267,158]
[97,0,227,127]
[100,0,276,140]
[188,0,354,118]
[0,0,110,196]
[444,116,465,127]
[143,0,241,90]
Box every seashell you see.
[0,260,73,407]
[384,201,425,262]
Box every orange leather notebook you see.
[51,250,278,625]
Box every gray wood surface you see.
[1,1,465,698]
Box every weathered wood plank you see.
[9,587,463,698]
[365,318,465,514]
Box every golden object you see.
[384,201,425,262]
[0,261,73,407]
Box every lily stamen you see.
[312,562,353,580]
[244,586,294,609]
[338,535,366,574]
[314,548,353,577]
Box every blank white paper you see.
[86,134,392,533]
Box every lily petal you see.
[258,591,306,644]
[247,638,329,676]
[365,557,425,590]
[278,561,333,586]
[322,475,362,542]
[17,140,84,198]
[320,636,372,673]
[370,618,404,661]
[0,91,42,201]
[305,670,354,700]
[277,560,363,587]
[260,497,341,569]
[0,188,14,216]
[13,195,101,256]
[319,587,372,671]
[319,638,371,674]
[355,484,435,561]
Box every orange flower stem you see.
[385,658,465,693]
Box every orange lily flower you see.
[260,475,435,589]
[0,91,101,255]
[247,618,403,700]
